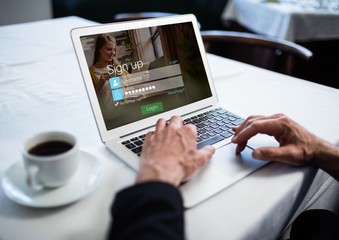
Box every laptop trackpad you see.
[210,144,269,175]
[180,144,269,208]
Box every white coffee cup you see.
[22,131,79,190]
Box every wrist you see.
[136,167,183,187]
[311,138,339,181]
[312,138,333,163]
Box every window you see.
[150,27,163,58]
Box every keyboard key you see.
[231,119,244,126]
[207,131,217,137]
[139,134,146,138]
[132,146,142,154]
[216,121,225,126]
[217,109,227,114]
[139,135,146,140]
[213,129,223,134]
[227,113,241,119]
[197,135,224,149]
[203,121,212,126]
[121,140,131,145]
[200,133,210,139]
[134,140,143,146]
[220,131,233,139]
[198,129,207,134]
[222,119,231,124]
[219,125,230,131]
[125,143,136,149]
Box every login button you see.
[141,102,164,115]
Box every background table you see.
[222,0,339,41]
[222,0,339,90]
[1,16,339,240]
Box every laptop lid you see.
[71,14,219,142]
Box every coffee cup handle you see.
[27,165,43,191]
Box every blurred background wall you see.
[0,0,52,25]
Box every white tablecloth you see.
[222,0,339,41]
[1,16,339,240]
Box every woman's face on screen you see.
[100,41,115,62]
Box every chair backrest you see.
[200,30,313,76]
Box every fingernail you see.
[253,150,262,159]
[232,136,238,142]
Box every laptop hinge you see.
[181,105,213,118]
[120,124,156,139]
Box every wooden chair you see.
[200,30,313,76]
[113,12,178,22]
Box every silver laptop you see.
[71,14,269,208]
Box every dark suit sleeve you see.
[108,181,185,240]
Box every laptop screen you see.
[80,21,212,130]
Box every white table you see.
[1,16,339,240]
[222,0,339,41]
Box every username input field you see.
[121,64,182,87]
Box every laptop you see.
[71,14,269,208]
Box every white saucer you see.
[2,151,102,208]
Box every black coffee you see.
[28,141,73,156]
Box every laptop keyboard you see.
[121,107,244,156]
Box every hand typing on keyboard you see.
[121,108,244,155]
[183,108,244,149]
[136,116,215,187]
